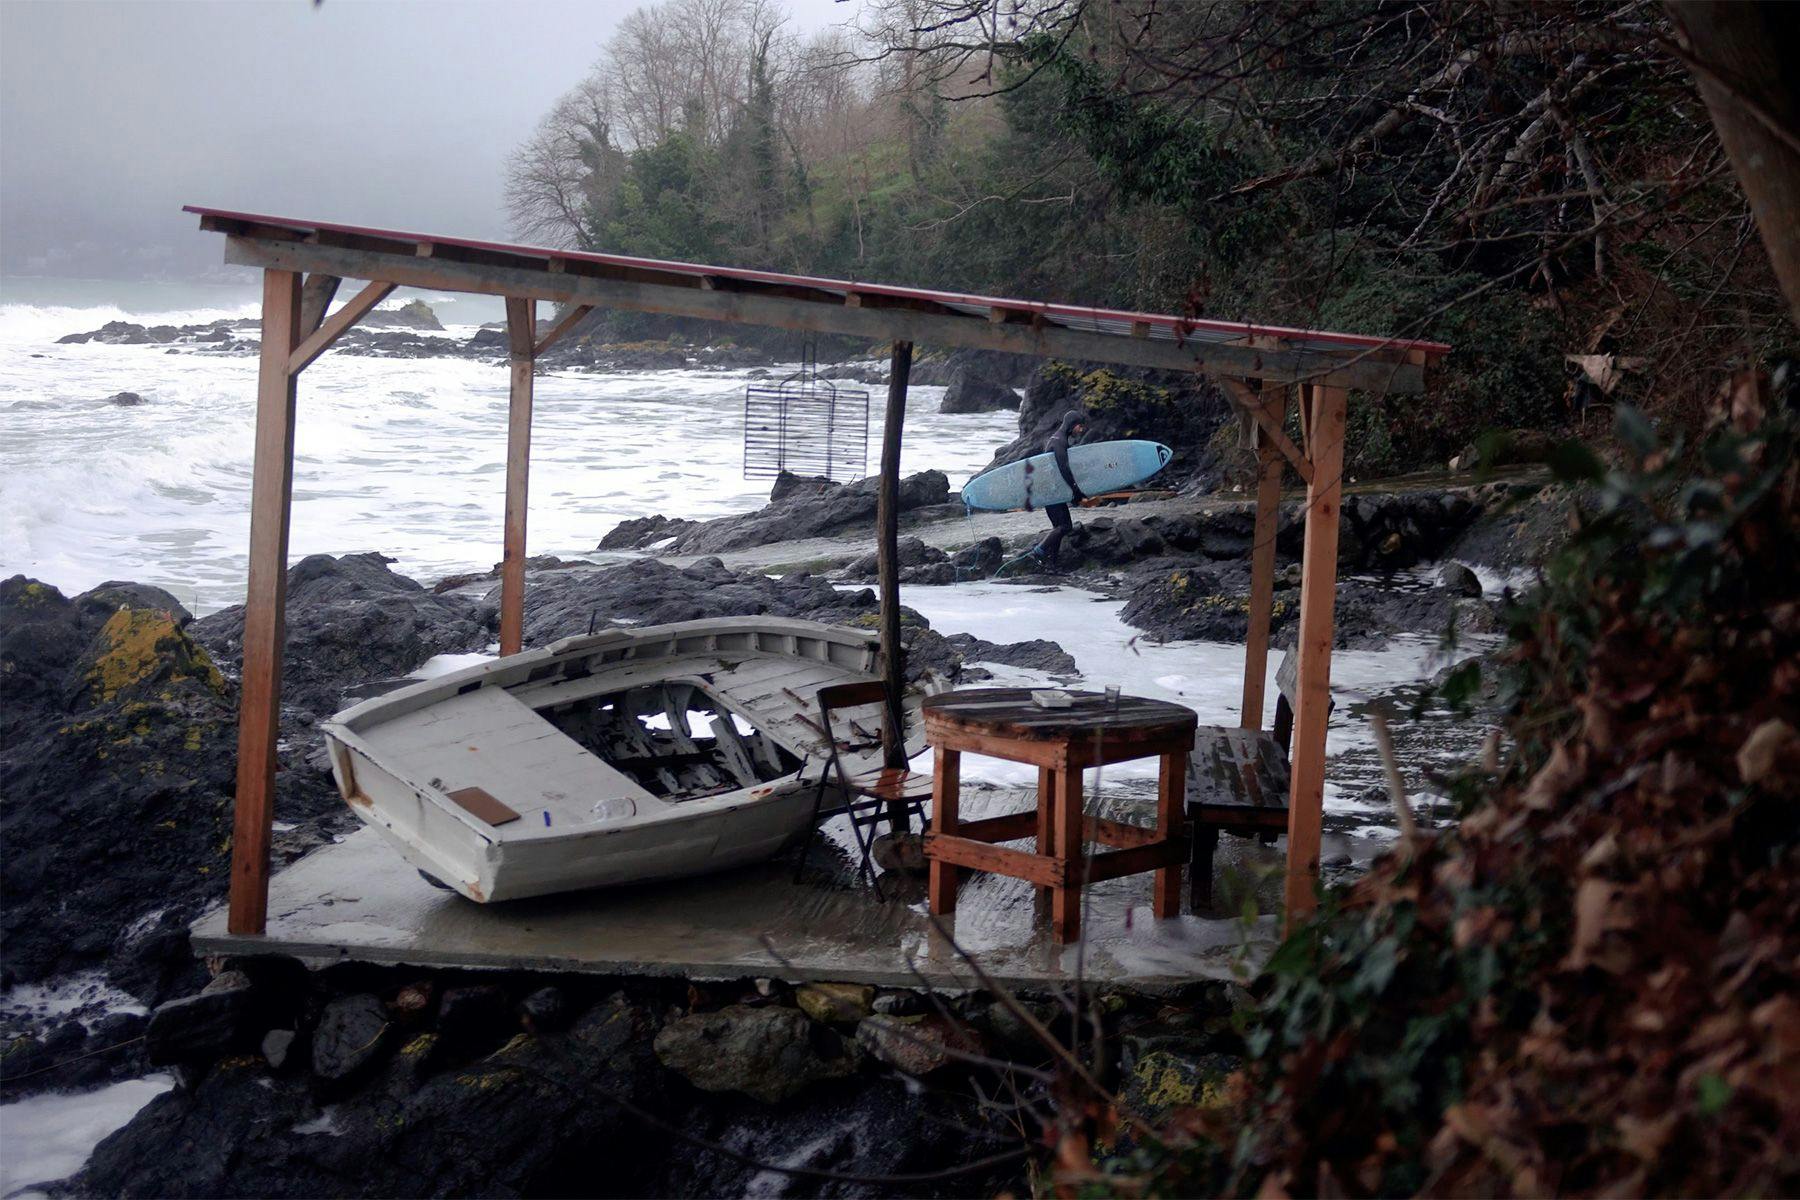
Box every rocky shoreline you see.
[6,313,1561,1194]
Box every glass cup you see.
[1104,684,1121,711]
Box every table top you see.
[922,688,1198,745]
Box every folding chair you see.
[794,681,932,899]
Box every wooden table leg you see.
[1035,765,1054,903]
[928,746,961,914]
[1154,749,1186,918]
[1051,764,1084,943]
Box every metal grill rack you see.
[743,348,869,482]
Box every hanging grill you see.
[742,345,869,482]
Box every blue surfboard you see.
[961,439,1173,511]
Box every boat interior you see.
[538,680,805,801]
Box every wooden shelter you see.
[185,205,1449,938]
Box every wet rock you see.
[262,1028,297,1070]
[1,577,340,998]
[796,983,875,1025]
[943,634,1078,675]
[856,1013,982,1077]
[939,367,1019,414]
[108,390,146,406]
[505,557,878,646]
[311,993,392,1084]
[653,1004,861,1103]
[1118,1048,1238,1125]
[980,998,1065,1058]
[596,513,697,551]
[872,991,929,1017]
[360,298,442,331]
[1321,852,1354,869]
[145,982,254,1066]
[842,536,949,580]
[519,986,571,1034]
[908,347,1034,389]
[871,831,927,874]
[435,985,510,1060]
[668,470,951,555]
[1438,561,1484,597]
[192,552,493,719]
[951,537,1005,577]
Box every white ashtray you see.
[1031,689,1073,709]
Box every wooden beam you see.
[499,297,535,656]
[1153,749,1185,916]
[222,237,1426,393]
[227,269,303,936]
[928,747,961,914]
[877,341,912,824]
[298,274,341,337]
[1284,384,1347,926]
[532,303,592,358]
[287,280,396,376]
[1222,378,1313,483]
[1241,382,1287,730]
[1052,766,1085,942]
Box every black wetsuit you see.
[1035,411,1086,568]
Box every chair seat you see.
[844,766,934,802]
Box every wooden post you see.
[1283,384,1347,924]
[1240,381,1288,730]
[927,745,960,914]
[1052,762,1085,943]
[1153,749,1186,917]
[876,342,913,799]
[226,269,303,935]
[498,298,536,656]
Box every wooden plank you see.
[499,297,535,656]
[1036,765,1055,903]
[533,303,592,357]
[924,833,1063,889]
[876,341,911,786]
[1087,814,1160,849]
[288,280,396,375]
[927,746,960,913]
[447,786,522,827]
[1284,384,1347,925]
[1222,378,1312,483]
[227,269,303,936]
[221,237,1427,393]
[955,811,1039,844]
[1241,382,1287,730]
[1154,749,1186,916]
[1053,766,1084,943]
[298,274,341,337]
[1069,838,1187,886]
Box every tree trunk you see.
[1668,2,1800,326]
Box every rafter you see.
[287,280,396,376]
[1222,378,1313,483]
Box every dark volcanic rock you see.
[359,298,443,331]
[0,577,314,997]
[80,994,676,1199]
[944,634,1078,676]
[1438,561,1484,597]
[502,557,879,647]
[311,993,393,1085]
[653,1004,860,1103]
[108,390,146,406]
[192,552,493,720]
[596,513,697,551]
[145,980,254,1067]
[939,367,1020,414]
[668,470,950,555]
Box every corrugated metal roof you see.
[185,205,1450,362]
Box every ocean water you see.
[0,277,1016,614]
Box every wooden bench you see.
[1187,650,1309,910]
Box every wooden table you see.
[922,689,1197,944]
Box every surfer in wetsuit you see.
[1029,410,1088,571]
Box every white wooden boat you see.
[320,617,921,902]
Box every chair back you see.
[815,680,889,776]
[1269,645,1331,761]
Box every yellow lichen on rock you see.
[84,607,226,703]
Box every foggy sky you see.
[1,0,853,282]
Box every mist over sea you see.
[0,277,1015,614]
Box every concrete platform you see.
[193,804,1280,993]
